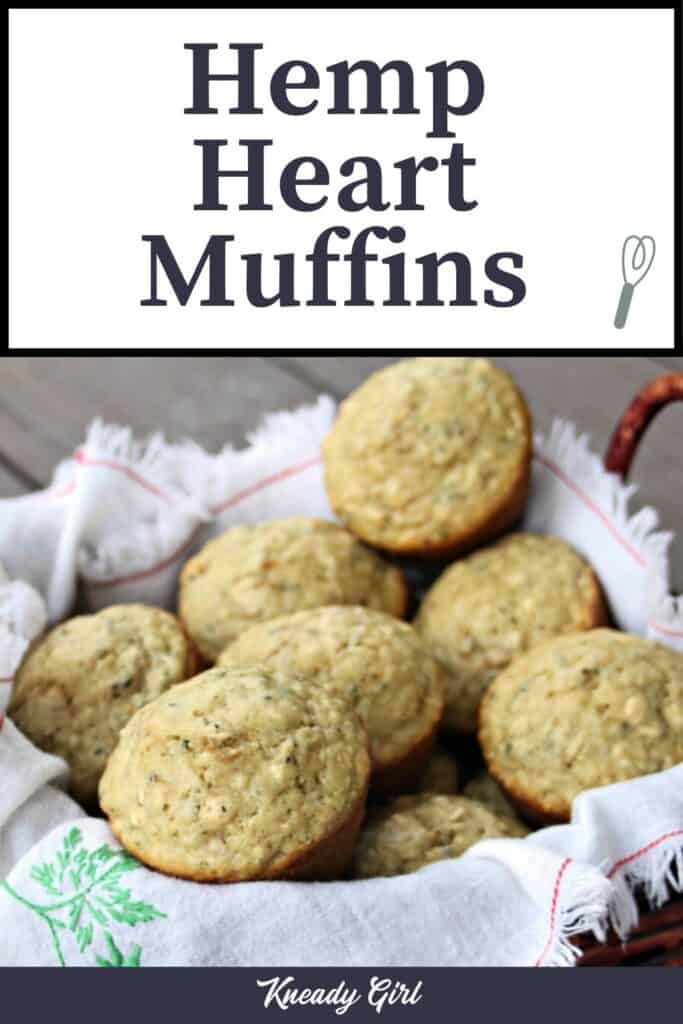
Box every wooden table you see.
[1,354,681,588]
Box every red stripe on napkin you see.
[647,620,683,639]
[535,455,648,568]
[607,830,683,878]
[210,454,322,516]
[82,454,322,589]
[74,450,174,504]
[534,857,572,967]
[83,529,200,589]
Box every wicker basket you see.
[579,371,683,967]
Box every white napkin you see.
[0,400,681,967]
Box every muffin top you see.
[353,794,525,879]
[219,606,444,771]
[9,604,197,805]
[415,746,460,795]
[178,517,406,661]
[479,629,683,821]
[322,358,531,553]
[415,533,606,731]
[99,664,371,882]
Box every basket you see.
[579,371,683,967]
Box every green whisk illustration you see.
[614,234,655,329]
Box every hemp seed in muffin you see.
[99,664,371,882]
[479,629,683,823]
[353,793,526,879]
[323,357,532,556]
[219,606,445,795]
[178,517,407,662]
[9,604,199,805]
[415,533,608,732]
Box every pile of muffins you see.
[10,357,683,884]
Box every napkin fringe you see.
[77,399,337,581]
[76,420,213,583]
[84,418,189,486]
[533,418,673,593]
[542,864,611,967]
[245,394,337,457]
[648,592,683,638]
[608,832,683,940]
[82,418,211,514]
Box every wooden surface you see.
[1,355,681,588]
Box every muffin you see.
[415,533,608,732]
[178,517,407,662]
[99,664,371,882]
[479,629,683,824]
[219,606,445,796]
[322,357,532,556]
[463,772,525,827]
[353,793,526,879]
[9,604,199,805]
[415,745,460,795]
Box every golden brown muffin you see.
[415,533,608,732]
[219,606,445,796]
[178,517,407,662]
[463,772,525,827]
[352,793,526,878]
[479,629,683,824]
[99,664,370,882]
[415,745,460,795]
[322,357,532,556]
[9,604,199,805]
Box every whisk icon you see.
[614,234,655,329]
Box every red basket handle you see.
[605,372,683,480]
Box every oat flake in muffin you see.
[479,629,683,823]
[415,533,607,732]
[352,793,526,879]
[178,517,407,662]
[99,664,371,882]
[9,604,199,805]
[322,357,532,555]
[219,606,445,795]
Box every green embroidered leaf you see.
[59,828,81,871]
[68,897,84,931]
[66,827,82,850]
[4,829,164,967]
[97,932,124,967]
[76,922,94,953]
[94,932,142,967]
[30,861,61,898]
[125,945,142,967]
[69,848,89,890]
[85,846,116,881]
[93,887,166,926]
[111,900,165,926]
[105,853,140,878]
[85,900,109,926]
